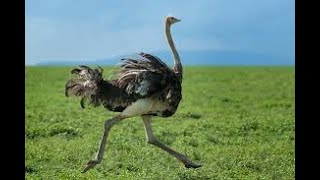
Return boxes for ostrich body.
[65,16,201,173]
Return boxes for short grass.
[25,66,295,179]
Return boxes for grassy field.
[25,66,295,179]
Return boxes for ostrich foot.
[184,162,202,168]
[81,159,100,173]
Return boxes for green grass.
[26,66,295,179]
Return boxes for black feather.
[116,53,175,98]
[65,52,182,117]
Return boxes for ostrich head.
[165,16,181,26]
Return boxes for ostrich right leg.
[141,115,201,168]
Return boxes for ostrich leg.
[142,115,201,168]
[82,115,124,173]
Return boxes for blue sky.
[26,0,295,65]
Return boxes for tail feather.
[65,65,104,108]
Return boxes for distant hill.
[35,50,294,66]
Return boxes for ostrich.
[65,16,201,173]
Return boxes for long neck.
[165,22,183,82]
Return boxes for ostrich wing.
[116,52,174,98]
